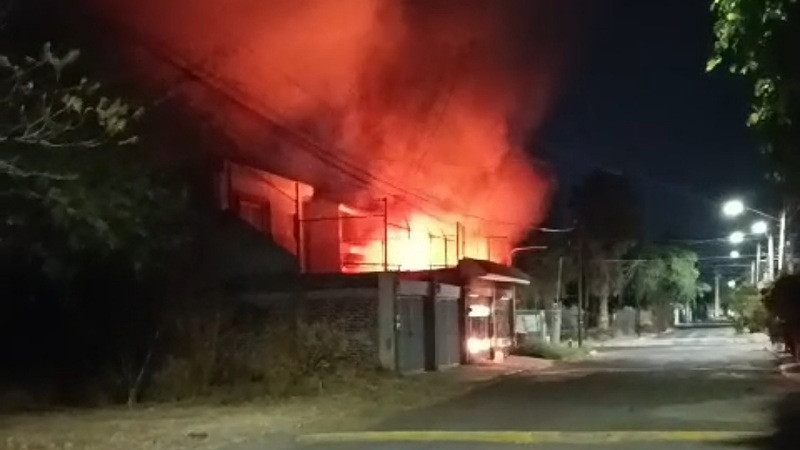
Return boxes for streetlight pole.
[577,239,584,347]
[714,272,721,318]
[779,210,787,273]
[768,233,776,281]
[755,241,762,284]
[551,256,564,345]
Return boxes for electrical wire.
[88,9,448,208]
[86,8,589,235]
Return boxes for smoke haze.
[88,0,578,239]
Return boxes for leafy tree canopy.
[628,245,701,308]
[710,0,800,193]
[1,44,187,278]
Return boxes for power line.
[91,8,572,236]
[90,9,450,209]
[549,145,725,209]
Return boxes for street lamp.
[721,198,787,275]
[723,199,745,217]
[729,231,745,244]
[751,220,768,235]
[730,250,741,259]
[727,280,737,289]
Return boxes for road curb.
[770,345,800,382]
[778,362,800,382]
[296,430,766,446]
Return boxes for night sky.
[540,0,767,247]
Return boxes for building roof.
[457,258,531,285]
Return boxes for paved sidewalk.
[591,329,769,348]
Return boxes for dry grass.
[0,366,508,450]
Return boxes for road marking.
[296,430,766,445]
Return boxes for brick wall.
[244,287,381,366]
[298,293,379,363]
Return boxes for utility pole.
[551,255,564,345]
[750,260,756,285]
[456,221,462,261]
[755,241,762,285]
[713,272,721,318]
[779,209,787,273]
[768,233,776,281]
[577,239,584,347]
[295,182,305,273]
[382,198,389,271]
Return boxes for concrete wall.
[240,273,461,373]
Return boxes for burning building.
[77,0,577,364]
[220,158,532,364]
[221,159,522,273]
[82,0,574,250]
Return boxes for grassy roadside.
[0,366,510,450]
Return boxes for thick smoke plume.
[89,0,576,241]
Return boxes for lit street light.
[730,250,741,259]
[751,220,768,235]
[721,198,787,274]
[727,280,737,289]
[722,199,745,217]
[729,231,745,244]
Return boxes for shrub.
[146,302,354,402]
[731,286,768,333]
[147,356,200,401]
[764,275,800,358]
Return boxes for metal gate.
[434,297,460,368]
[396,296,425,374]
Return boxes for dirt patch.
[0,366,515,450]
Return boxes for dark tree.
[574,171,642,330]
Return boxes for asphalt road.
[292,325,800,450]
